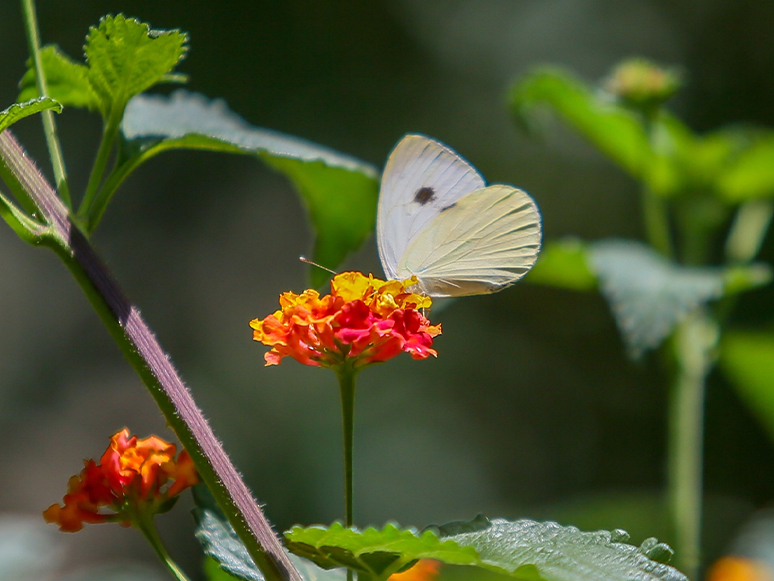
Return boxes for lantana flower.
[389,560,442,581]
[44,428,198,533]
[250,271,441,370]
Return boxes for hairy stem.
[0,130,301,581]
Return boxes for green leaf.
[0,97,62,134]
[441,518,683,581]
[285,518,687,581]
[524,238,597,291]
[17,45,98,109]
[285,522,477,578]
[194,502,263,581]
[85,14,188,118]
[120,91,379,284]
[717,134,774,202]
[508,68,756,200]
[720,331,774,443]
[509,68,651,179]
[588,240,725,357]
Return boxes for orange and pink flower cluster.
[44,429,198,532]
[250,272,441,369]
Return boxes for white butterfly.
[377,134,542,297]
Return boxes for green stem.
[336,364,358,528]
[668,312,717,579]
[640,113,673,258]
[79,109,124,229]
[137,514,191,581]
[20,0,71,208]
[642,189,673,258]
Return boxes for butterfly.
[376,134,542,297]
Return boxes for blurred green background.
[1,0,773,579]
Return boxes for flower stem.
[137,514,191,581]
[668,312,717,579]
[336,364,358,528]
[20,0,71,208]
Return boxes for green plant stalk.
[79,106,124,229]
[668,312,717,579]
[336,364,358,581]
[20,0,71,208]
[642,189,673,258]
[0,130,302,581]
[336,364,358,528]
[136,513,191,581]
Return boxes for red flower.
[44,429,198,532]
[250,272,441,369]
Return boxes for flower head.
[605,58,682,111]
[250,272,441,369]
[389,560,442,581]
[44,429,198,532]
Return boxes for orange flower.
[705,556,774,581]
[389,560,442,581]
[44,429,198,532]
[250,272,441,369]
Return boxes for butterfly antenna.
[299,256,336,274]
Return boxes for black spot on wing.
[414,186,436,205]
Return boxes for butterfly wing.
[397,185,542,297]
[377,134,485,280]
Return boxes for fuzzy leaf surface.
[0,98,62,134]
[121,91,379,284]
[588,240,725,357]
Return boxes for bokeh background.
[1,0,773,579]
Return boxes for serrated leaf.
[443,518,685,581]
[285,518,687,581]
[525,238,597,291]
[588,240,725,357]
[121,91,379,284]
[720,331,774,443]
[85,14,188,118]
[285,522,480,577]
[17,45,98,109]
[0,97,62,134]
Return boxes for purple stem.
[0,130,301,581]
